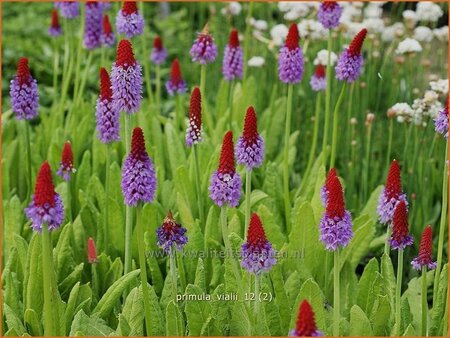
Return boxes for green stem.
[228,80,235,131]
[345,83,354,161]
[170,250,178,298]
[136,205,152,335]
[91,263,99,299]
[384,227,391,257]
[41,224,58,336]
[432,141,448,304]
[386,118,394,170]
[221,206,230,253]
[422,266,428,336]
[322,30,333,168]
[395,249,404,336]
[104,145,111,254]
[330,83,347,169]
[72,7,84,103]
[140,2,154,107]
[243,1,254,80]
[200,65,213,133]
[254,274,261,316]
[284,84,293,231]
[66,178,72,223]
[333,249,340,337]
[362,121,373,202]
[74,52,93,108]
[176,94,183,131]
[24,122,32,198]
[193,145,204,227]
[124,114,133,275]
[305,92,322,176]
[52,39,60,110]
[156,65,161,116]
[244,169,252,238]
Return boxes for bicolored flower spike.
[209,131,242,207]
[111,39,143,114]
[121,127,157,206]
[377,159,408,225]
[151,36,168,65]
[48,9,62,37]
[166,59,188,96]
[336,28,367,83]
[96,67,120,143]
[412,225,436,270]
[25,161,65,232]
[116,1,144,38]
[83,2,103,50]
[222,28,243,80]
[240,213,276,274]
[57,141,76,181]
[289,300,323,337]
[54,1,80,19]
[10,57,39,120]
[156,211,188,253]
[310,65,327,92]
[185,87,202,147]
[434,99,448,139]
[87,237,98,263]
[320,167,337,206]
[278,23,305,84]
[101,14,115,47]
[235,106,264,170]
[389,201,414,250]
[317,1,343,29]
[319,175,353,251]
[190,24,218,65]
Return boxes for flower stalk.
[395,249,404,336]
[322,30,333,167]
[330,83,347,168]
[421,265,428,336]
[283,83,293,231]
[333,248,340,337]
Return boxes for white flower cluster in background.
[433,26,448,42]
[270,24,288,46]
[415,2,444,22]
[298,19,327,41]
[414,26,433,42]
[313,49,338,66]
[248,56,265,68]
[395,38,423,54]
[382,23,405,42]
[220,2,242,17]
[429,79,448,96]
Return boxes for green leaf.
[229,302,252,336]
[257,204,286,250]
[284,271,302,309]
[270,264,291,333]
[430,264,448,335]
[210,284,229,335]
[121,287,144,336]
[146,285,165,335]
[165,122,187,177]
[356,257,379,313]
[381,253,396,324]
[166,300,185,336]
[360,185,384,223]
[59,263,84,300]
[185,284,213,336]
[2,195,23,262]
[349,304,373,336]
[3,303,26,336]
[69,310,114,336]
[403,323,416,336]
[92,269,140,319]
[24,308,42,336]
[24,234,43,322]
[194,257,206,291]
[369,294,391,335]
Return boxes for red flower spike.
[243,106,259,144]
[417,225,433,263]
[218,131,236,175]
[326,175,345,218]
[61,141,74,170]
[228,29,240,48]
[247,213,267,247]
[323,1,338,10]
[102,14,112,35]
[153,36,163,50]
[348,28,367,56]
[51,9,60,29]
[295,300,319,336]
[385,159,402,200]
[87,237,98,263]
[285,23,300,51]
[325,168,337,188]
[315,64,326,78]
[130,127,147,160]
[170,58,183,86]
[17,57,31,85]
[391,201,410,242]
[189,87,202,126]
[116,39,136,68]
[122,1,138,15]
[34,161,56,207]
[99,67,113,100]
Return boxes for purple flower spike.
[336,28,367,83]
[319,176,353,251]
[54,2,80,19]
[278,24,304,84]
[83,2,102,50]
[190,25,218,65]
[96,68,120,143]
[151,36,168,65]
[240,213,277,275]
[10,57,39,120]
[317,1,343,29]
[121,127,157,206]
[166,59,188,96]
[209,131,242,207]
[25,161,65,232]
[48,9,62,37]
[235,106,264,170]
[411,226,436,270]
[434,102,448,139]
[310,65,327,92]
[101,15,116,47]
[57,141,76,181]
[111,39,143,114]
[156,211,188,254]
[116,1,144,39]
[223,29,243,80]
